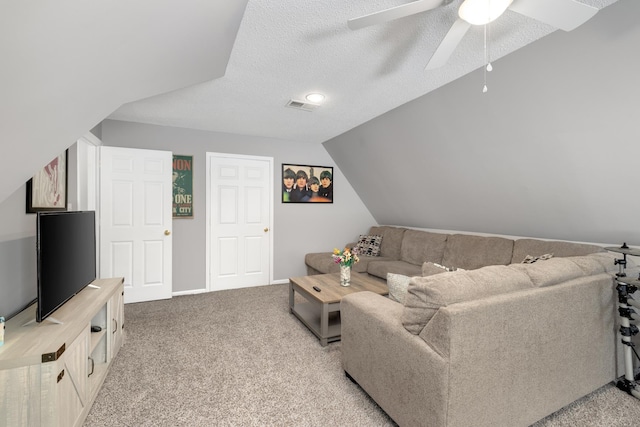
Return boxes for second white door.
[207,153,272,291]
[99,146,173,303]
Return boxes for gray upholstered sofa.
[328,227,627,426]
[305,225,605,281]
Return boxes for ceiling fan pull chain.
[486,20,493,72]
[483,23,488,93]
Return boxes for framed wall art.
[26,151,68,213]
[173,154,194,218]
[282,163,333,203]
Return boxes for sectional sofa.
[304,225,605,279]
[305,226,627,426]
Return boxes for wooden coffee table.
[289,272,388,346]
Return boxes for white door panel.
[100,146,172,303]
[207,153,272,291]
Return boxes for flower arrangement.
[332,247,359,267]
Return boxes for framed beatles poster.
[282,163,333,203]
[173,155,193,218]
[26,151,68,213]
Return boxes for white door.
[99,146,172,303]
[207,153,272,291]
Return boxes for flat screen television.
[36,210,97,323]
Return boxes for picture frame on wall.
[282,163,333,203]
[26,150,68,213]
[173,154,194,218]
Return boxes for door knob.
[264,227,269,232]
[164,230,171,236]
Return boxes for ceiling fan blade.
[425,18,471,70]
[509,0,598,32]
[348,0,445,30]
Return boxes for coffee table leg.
[320,303,329,346]
[289,282,294,314]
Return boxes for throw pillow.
[355,234,383,257]
[522,253,554,264]
[422,262,466,276]
[387,273,411,304]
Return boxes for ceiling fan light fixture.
[458,0,513,25]
[305,93,325,104]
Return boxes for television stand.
[88,283,101,289]
[0,277,124,427]
[21,316,63,327]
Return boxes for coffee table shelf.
[289,272,388,346]
[291,301,341,344]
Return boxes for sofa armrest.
[341,292,449,427]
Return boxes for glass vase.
[340,264,351,287]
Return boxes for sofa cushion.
[387,273,411,304]
[581,252,629,273]
[422,262,449,276]
[511,238,603,264]
[355,234,383,257]
[305,252,369,274]
[402,265,534,335]
[508,257,586,288]
[369,226,406,259]
[400,230,448,266]
[441,234,514,270]
[367,260,422,280]
[565,254,611,275]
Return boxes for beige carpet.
[84,284,640,426]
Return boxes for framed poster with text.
[173,155,193,218]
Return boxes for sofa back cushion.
[441,234,514,271]
[564,253,614,275]
[422,262,450,276]
[367,259,422,280]
[402,265,534,335]
[400,229,448,266]
[511,238,604,264]
[578,252,625,273]
[508,257,589,288]
[369,226,406,259]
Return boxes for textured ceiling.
[108,0,619,144]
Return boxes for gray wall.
[0,146,81,320]
[101,120,376,293]
[0,186,38,319]
[0,1,248,205]
[323,0,640,246]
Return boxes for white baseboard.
[172,288,208,297]
[172,280,289,297]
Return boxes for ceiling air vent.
[285,99,319,112]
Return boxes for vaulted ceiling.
[109,0,618,143]
[0,0,248,204]
[323,0,640,245]
[0,0,621,206]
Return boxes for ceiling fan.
[348,0,599,70]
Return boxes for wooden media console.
[0,277,124,427]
